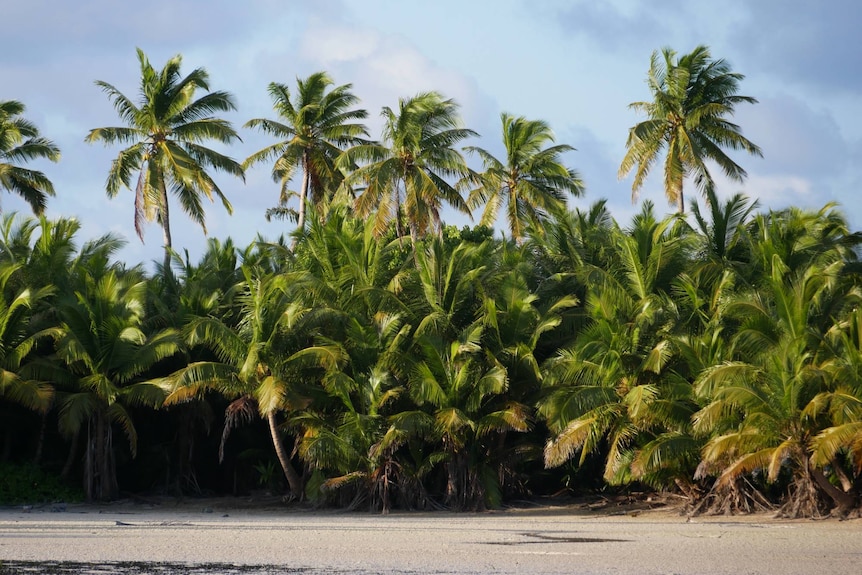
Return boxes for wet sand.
[1,501,860,574]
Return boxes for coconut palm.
[619,45,761,212]
[160,263,320,498]
[244,72,369,236]
[0,100,60,214]
[809,305,862,512]
[0,214,81,296]
[466,113,584,243]
[401,237,530,509]
[541,204,698,487]
[347,92,476,244]
[409,321,525,510]
[693,210,861,517]
[86,48,244,270]
[52,260,180,500]
[294,311,412,512]
[0,214,127,472]
[0,261,54,413]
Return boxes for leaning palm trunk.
[267,411,304,499]
[809,463,857,517]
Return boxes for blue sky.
[2,0,860,267]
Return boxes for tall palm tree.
[0,100,60,214]
[466,113,584,244]
[244,72,369,236]
[86,48,245,270]
[619,45,762,212]
[347,92,476,245]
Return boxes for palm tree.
[160,264,316,498]
[466,113,584,243]
[693,208,861,517]
[809,305,862,512]
[0,260,54,413]
[294,311,411,512]
[52,261,180,500]
[619,45,762,212]
[347,92,476,245]
[0,100,60,214]
[0,213,112,472]
[541,204,698,487]
[244,72,369,236]
[409,321,524,510]
[401,236,531,509]
[86,48,245,270]
[689,188,758,281]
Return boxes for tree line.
[2,46,860,518]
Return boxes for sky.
[2,0,860,268]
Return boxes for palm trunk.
[61,428,80,481]
[395,179,405,242]
[174,404,198,493]
[161,187,173,274]
[445,456,459,509]
[84,420,93,501]
[32,413,47,464]
[266,411,304,499]
[810,463,856,516]
[86,410,118,502]
[294,153,310,244]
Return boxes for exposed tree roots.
[688,477,774,517]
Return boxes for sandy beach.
[1,499,860,574]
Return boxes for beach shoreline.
[2,497,861,574]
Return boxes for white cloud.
[739,174,814,205]
[299,21,483,133]
[302,26,379,64]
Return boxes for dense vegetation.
[1,46,861,518]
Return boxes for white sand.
[1,502,861,574]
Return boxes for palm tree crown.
[0,100,60,214]
[348,92,476,244]
[244,72,369,236]
[86,48,245,269]
[466,113,584,244]
[619,45,762,212]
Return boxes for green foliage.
[619,45,761,212]
[466,113,583,243]
[244,71,369,234]
[0,463,83,505]
[0,101,60,214]
[346,91,476,243]
[3,48,862,517]
[87,49,244,269]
